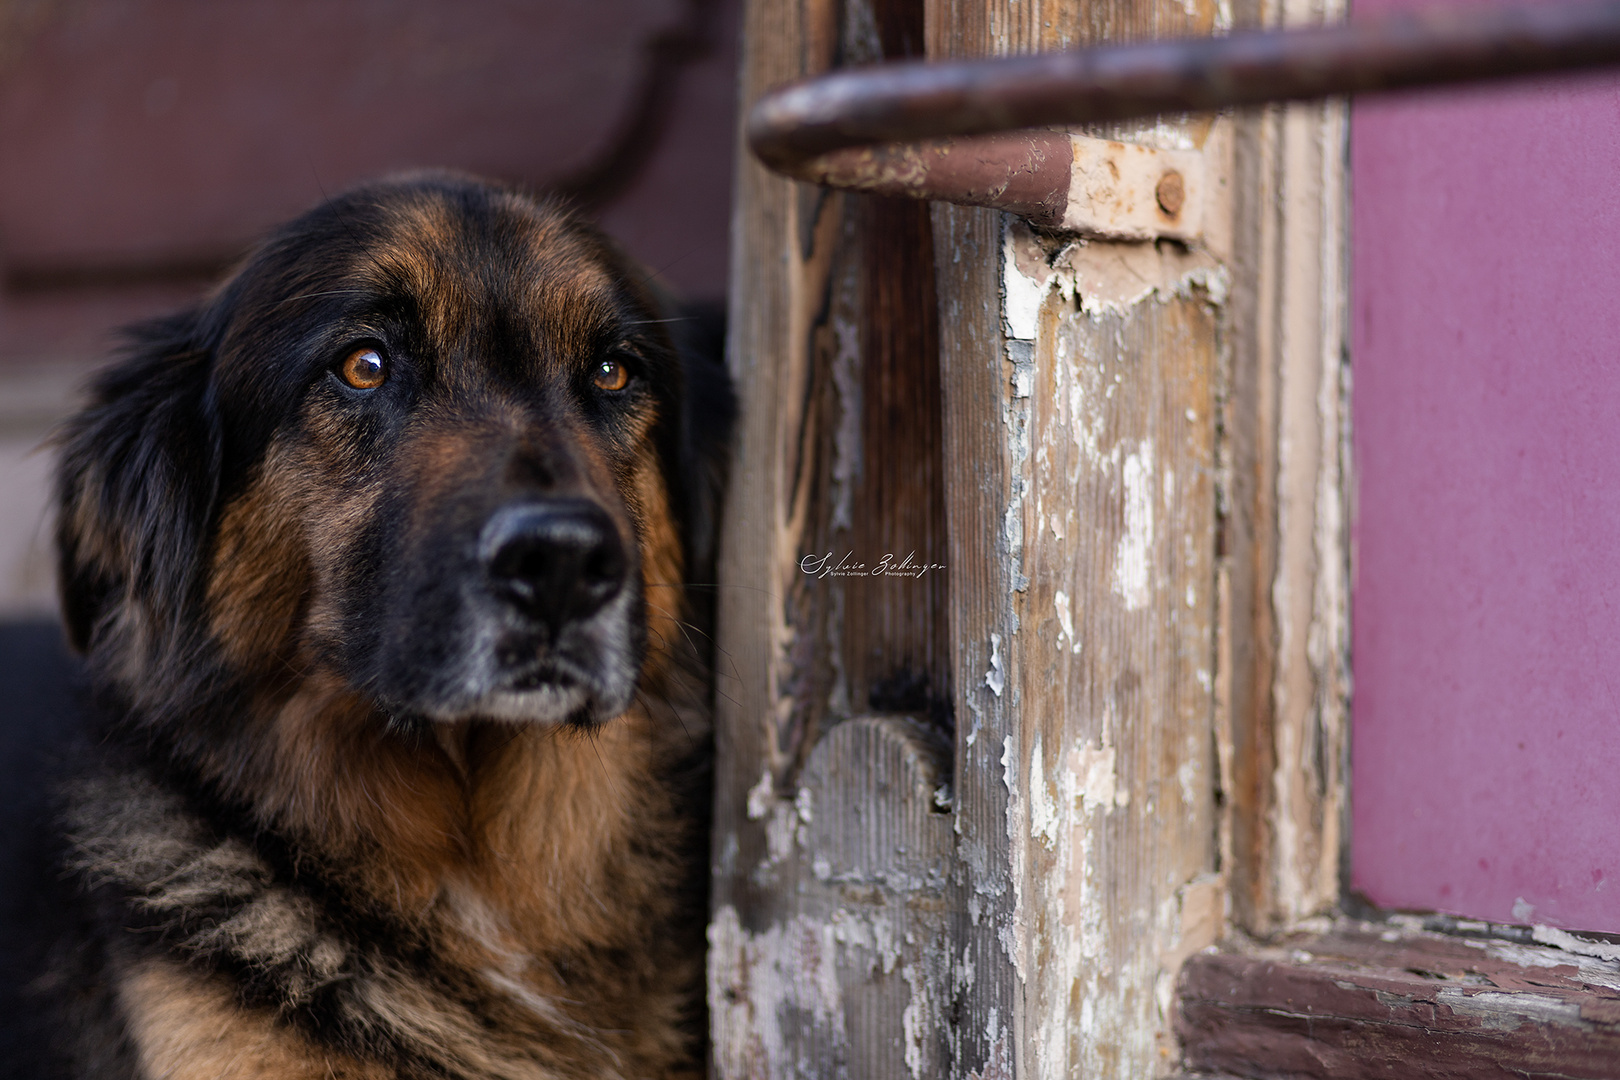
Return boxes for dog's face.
[57,175,718,729]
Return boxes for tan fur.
[120,960,389,1080]
[628,445,688,682]
[208,455,313,671]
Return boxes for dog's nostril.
[480,501,628,626]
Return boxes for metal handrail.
[747,0,1620,222]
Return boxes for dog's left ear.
[670,300,735,586]
[54,310,222,667]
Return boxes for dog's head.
[56,173,729,730]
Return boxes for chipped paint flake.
[1000,734,1018,799]
[1053,590,1080,654]
[745,768,773,820]
[1030,733,1059,849]
[764,801,798,865]
[1070,742,1128,813]
[1531,923,1620,963]
[794,784,814,825]
[1113,442,1156,610]
[984,632,1005,697]
[1440,988,1583,1028]
[1177,759,1199,812]
[708,906,848,1080]
[1063,240,1228,320]
[901,959,942,1079]
[1003,228,1055,340]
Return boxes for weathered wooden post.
[709,2,958,1075]
[709,0,1348,1075]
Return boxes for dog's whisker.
[268,288,372,309]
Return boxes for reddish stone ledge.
[1177,921,1620,1079]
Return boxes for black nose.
[480,500,628,629]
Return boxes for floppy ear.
[54,311,221,663]
[670,299,735,586]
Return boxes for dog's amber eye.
[593,358,630,393]
[339,347,387,390]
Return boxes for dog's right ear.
[54,311,222,665]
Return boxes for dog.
[13,173,731,1079]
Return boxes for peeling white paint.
[1531,923,1620,963]
[1011,357,1035,399]
[1001,495,1025,591]
[1029,732,1059,849]
[1000,735,1018,799]
[1053,590,1080,654]
[901,960,938,1079]
[1485,936,1620,992]
[1441,989,1583,1029]
[984,633,1005,697]
[1060,240,1228,320]
[999,733,1028,987]
[1002,335,1035,593]
[1070,742,1129,813]
[831,906,901,975]
[764,802,798,866]
[1002,229,1055,340]
[745,768,773,820]
[1512,896,1536,923]
[708,906,848,1080]
[1113,442,1156,610]
[1177,759,1199,812]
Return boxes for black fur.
[0,173,732,1079]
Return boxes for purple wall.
[1350,9,1620,930]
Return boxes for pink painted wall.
[1350,3,1620,931]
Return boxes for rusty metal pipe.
[748,0,1620,218]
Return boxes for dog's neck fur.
[71,646,707,1077]
[66,693,703,1080]
[215,658,698,953]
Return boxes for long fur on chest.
[65,672,708,1080]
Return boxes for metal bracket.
[747,0,1620,234]
[1062,136,1203,241]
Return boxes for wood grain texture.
[928,2,1227,1075]
[1178,923,1620,1079]
[1220,0,1350,936]
[1023,260,1222,1076]
[714,0,1258,1072]
[709,1,956,1075]
[929,199,1020,1080]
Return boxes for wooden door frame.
[708,0,1353,1073]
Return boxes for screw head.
[1156,171,1185,217]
